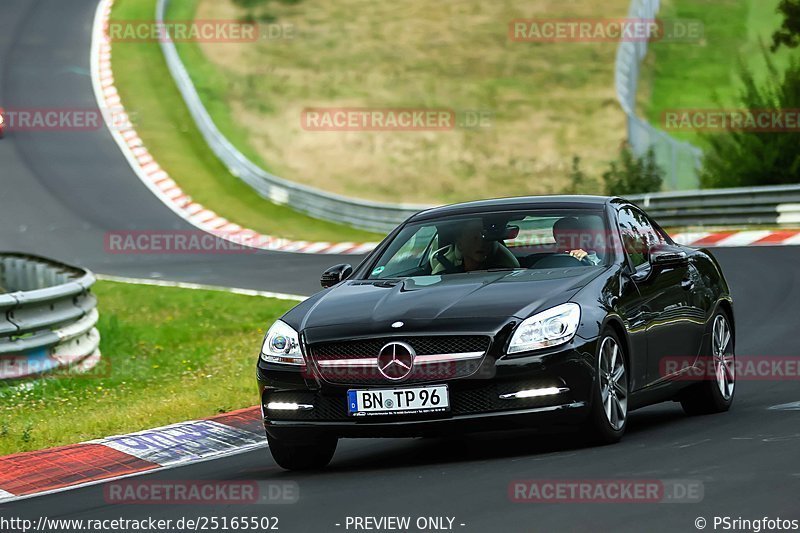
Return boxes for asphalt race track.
[0,0,354,296]
[3,246,800,532]
[1,1,800,532]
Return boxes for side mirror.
[649,244,688,267]
[321,264,353,288]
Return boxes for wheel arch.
[713,298,735,342]
[601,315,631,373]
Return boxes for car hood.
[296,268,605,331]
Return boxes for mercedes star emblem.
[377,341,415,381]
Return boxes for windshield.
[367,209,612,280]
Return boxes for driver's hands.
[568,249,589,261]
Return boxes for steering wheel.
[532,253,586,269]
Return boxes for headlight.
[260,320,304,365]
[507,303,581,354]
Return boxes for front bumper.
[257,337,598,440]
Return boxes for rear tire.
[267,435,338,471]
[585,329,629,444]
[680,311,735,415]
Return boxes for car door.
[617,206,695,388]
[647,213,709,376]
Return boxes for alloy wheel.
[712,314,735,400]
[599,336,627,431]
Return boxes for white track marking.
[670,232,711,246]
[95,274,308,301]
[768,401,800,411]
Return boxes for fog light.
[267,401,313,411]
[499,386,569,400]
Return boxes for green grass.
[169,0,635,201]
[169,0,274,178]
[0,281,296,455]
[109,0,383,242]
[643,0,793,144]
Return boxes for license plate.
[347,385,449,416]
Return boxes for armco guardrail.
[629,184,800,227]
[155,0,430,234]
[0,254,100,380]
[615,0,703,190]
[153,0,800,232]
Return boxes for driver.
[552,216,602,265]
[431,219,519,274]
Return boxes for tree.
[700,49,800,188]
[771,0,800,52]
[602,147,664,196]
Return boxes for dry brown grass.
[193,0,630,203]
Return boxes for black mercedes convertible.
[257,196,735,470]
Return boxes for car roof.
[409,195,622,221]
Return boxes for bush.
[771,0,800,52]
[699,48,800,188]
[602,147,664,196]
[232,0,269,8]
[564,156,589,194]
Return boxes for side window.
[617,207,665,268]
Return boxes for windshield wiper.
[467,267,525,274]
[360,278,402,287]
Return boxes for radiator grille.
[308,336,491,384]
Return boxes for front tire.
[586,330,629,444]
[267,434,338,471]
[680,311,735,415]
